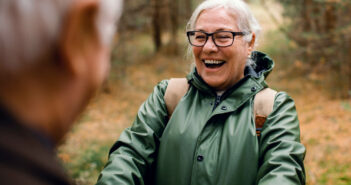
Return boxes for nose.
[202,36,218,53]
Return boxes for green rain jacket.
[97,51,306,185]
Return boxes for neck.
[0,69,89,145]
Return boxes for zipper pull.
[212,95,221,111]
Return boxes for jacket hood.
[249,51,274,80]
[186,51,274,96]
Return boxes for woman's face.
[193,7,254,91]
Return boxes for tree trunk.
[324,2,337,64]
[302,0,312,32]
[169,0,179,54]
[312,3,323,34]
[184,0,192,20]
[348,46,351,98]
[346,4,351,98]
[152,0,162,52]
[325,3,337,32]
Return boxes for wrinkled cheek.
[192,47,202,69]
[192,46,201,59]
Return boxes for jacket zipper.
[212,95,221,111]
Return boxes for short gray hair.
[186,0,261,66]
[0,0,123,74]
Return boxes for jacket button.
[221,106,227,110]
[251,86,257,92]
[197,155,204,161]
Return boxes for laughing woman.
[96,0,306,185]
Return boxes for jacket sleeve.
[256,92,306,185]
[96,80,169,185]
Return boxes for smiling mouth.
[203,60,225,68]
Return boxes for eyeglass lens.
[188,31,234,47]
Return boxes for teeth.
[204,60,224,64]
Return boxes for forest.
[59,0,351,184]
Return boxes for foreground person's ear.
[59,0,101,76]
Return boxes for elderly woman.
[97,0,306,184]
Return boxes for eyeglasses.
[186,31,247,47]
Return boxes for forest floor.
[58,2,351,185]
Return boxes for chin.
[204,79,224,90]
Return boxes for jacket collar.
[186,51,274,113]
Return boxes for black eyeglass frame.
[186,30,248,47]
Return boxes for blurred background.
[58,0,351,184]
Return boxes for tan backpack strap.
[254,88,277,136]
[164,78,189,117]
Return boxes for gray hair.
[0,0,123,74]
[186,0,261,67]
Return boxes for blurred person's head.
[0,0,123,145]
[186,0,261,91]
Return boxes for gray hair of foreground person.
[0,0,123,74]
[0,0,123,144]
[186,0,261,66]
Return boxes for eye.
[195,34,206,40]
[215,32,232,39]
[217,35,231,39]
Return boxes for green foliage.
[319,162,351,185]
[259,30,292,61]
[275,0,351,98]
[110,33,155,80]
[341,101,351,112]
[63,143,111,185]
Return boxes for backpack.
[164,78,277,136]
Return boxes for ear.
[247,33,256,56]
[59,0,101,76]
